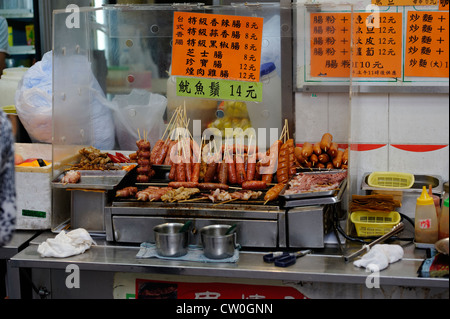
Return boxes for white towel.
[37,229,96,258]
[353,244,404,272]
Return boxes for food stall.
[4,1,449,300]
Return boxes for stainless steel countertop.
[9,232,449,289]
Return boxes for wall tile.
[389,94,449,145]
[350,93,389,144]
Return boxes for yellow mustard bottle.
[415,186,438,244]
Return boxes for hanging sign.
[310,12,402,78]
[404,11,449,77]
[171,11,264,83]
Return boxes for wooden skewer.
[212,198,238,206]
[179,196,209,203]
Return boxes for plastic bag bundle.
[14,52,53,143]
[15,51,115,149]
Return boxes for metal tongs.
[264,250,312,267]
[344,222,405,262]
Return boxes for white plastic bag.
[15,51,116,149]
[14,52,53,143]
[111,89,167,150]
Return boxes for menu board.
[171,12,264,101]
[440,0,449,10]
[310,12,402,78]
[172,12,264,82]
[405,11,449,77]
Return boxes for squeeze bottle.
[439,197,449,240]
[415,186,438,244]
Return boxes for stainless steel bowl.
[200,224,237,259]
[153,223,188,257]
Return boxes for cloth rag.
[37,228,96,258]
[353,244,404,272]
[136,242,239,263]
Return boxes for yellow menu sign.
[405,11,449,77]
[310,12,402,78]
[171,12,264,82]
[372,0,438,5]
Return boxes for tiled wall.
[295,91,449,201]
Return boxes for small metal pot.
[153,223,188,257]
[200,224,237,259]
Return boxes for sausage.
[326,162,334,169]
[168,163,176,180]
[316,162,326,169]
[342,147,349,165]
[301,142,313,158]
[154,140,170,165]
[318,153,330,164]
[164,141,178,165]
[191,162,201,183]
[261,173,274,185]
[227,157,237,184]
[136,139,150,150]
[176,162,186,182]
[185,162,192,182]
[328,142,338,158]
[204,162,217,183]
[320,133,333,152]
[137,165,151,175]
[294,147,307,165]
[218,161,228,185]
[313,142,322,155]
[136,175,149,183]
[310,153,319,166]
[138,150,150,159]
[197,183,229,191]
[264,183,285,202]
[150,139,164,163]
[168,181,199,189]
[236,161,246,185]
[246,160,256,181]
[241,180,268,190]
[287,139,296,177]
[332,149,344,168]
[137,159,150,166]
[276,142,289,183]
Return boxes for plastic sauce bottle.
[439,197,449,240]
[415,186,439,244]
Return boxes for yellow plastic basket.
[367,171,414,189]
[351,211,401,237]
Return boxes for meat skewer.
[116,186,138,198]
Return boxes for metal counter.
[8,231,448,298]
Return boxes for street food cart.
[5,1,449,300]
